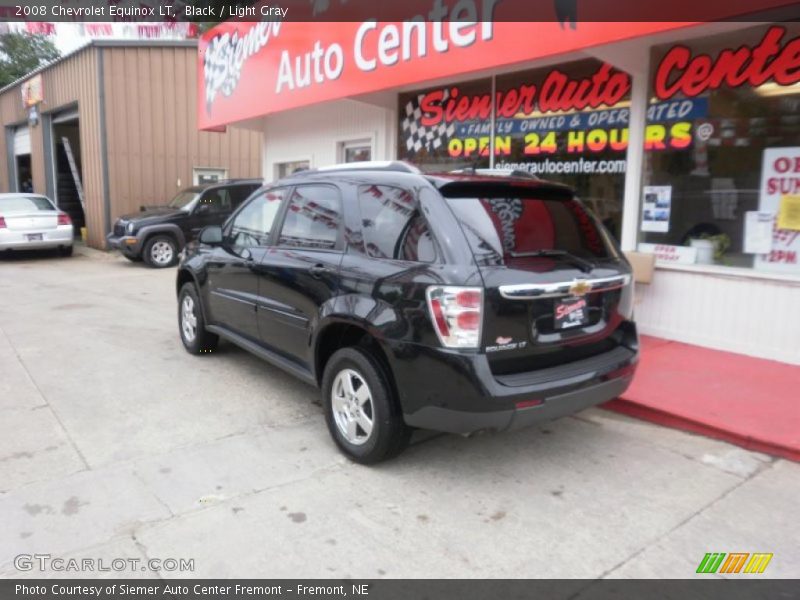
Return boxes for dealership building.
[0,39,261,248]
[198,13,800,364]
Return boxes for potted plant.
[690,233,730,264]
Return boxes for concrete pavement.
[0,247,797,579]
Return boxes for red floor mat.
[603,336,800,462]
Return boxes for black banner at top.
[0,0,799,23]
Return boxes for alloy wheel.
[331,369,374,445]
[181,295,197,342]
[151,240,174,265]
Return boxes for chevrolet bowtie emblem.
[569,279,592,297]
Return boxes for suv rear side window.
[229,184,259,208]
[278,185,342,250]
[198,188,232,214]
[357,185,439,263]
[444,188,616,266]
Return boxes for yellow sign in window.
[777,195,800,231]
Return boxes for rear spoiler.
[437,180,574,201]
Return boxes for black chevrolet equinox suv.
[176,162,638,463]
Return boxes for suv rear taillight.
[57,213,72,226]
[425,286,483,349]
[0,216,5,228]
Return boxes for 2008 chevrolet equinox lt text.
[175,162,639,463]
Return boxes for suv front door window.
[226,188,285,250]
[207,188,288,336]
[256,184,344,366]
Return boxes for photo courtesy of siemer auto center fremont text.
[0,0,798,597]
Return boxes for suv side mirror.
[198,225,223,246]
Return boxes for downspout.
[42,113,55,201]
[97,46,112,247]
[5,127,17,192]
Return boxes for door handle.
[309,264,333,279]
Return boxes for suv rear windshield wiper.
[507,250,595,273]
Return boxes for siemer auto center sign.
[197,0,699,129]
[197,0,800,129]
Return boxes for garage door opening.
[15,154,32,192]
[13,125,33,192]
[51,113,85,234]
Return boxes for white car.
[0,194,74,256]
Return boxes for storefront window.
[398,62,634,241]
[397,78,492,172]
[641,24,800,275]
[495,60,631,241]
[340,140,372,163]
[275,160,310,179]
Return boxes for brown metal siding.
[103,46,262,226]
[0,43,262,249]
[0,48,107,247]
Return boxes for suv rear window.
[444,187,616,266]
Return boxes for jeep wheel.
[144,235,178,268]
[321,347,411,464]
[178,283,218,354]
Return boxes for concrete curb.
[602,398,800,464]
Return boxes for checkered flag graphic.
[401,90,456,153]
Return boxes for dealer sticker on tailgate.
[554,297,589,330]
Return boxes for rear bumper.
[0,226,73,250]
[403,376,634,434]
[389,327,639,434]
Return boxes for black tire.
[143,234,178,268]
[122,253,143,262]
[321,347,411,464]
[58,246,73,257]
[178,282,218,354]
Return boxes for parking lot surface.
[0,248,797,579]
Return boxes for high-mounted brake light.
[426,286,483,348]
[57,213,71,226]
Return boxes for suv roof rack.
[301,161,422,175]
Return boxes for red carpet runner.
[603,336,800,462]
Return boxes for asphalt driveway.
[0,247,797,579]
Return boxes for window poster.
[757,148,800,273]
[641,186,672,233]
[744,211,775,255]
